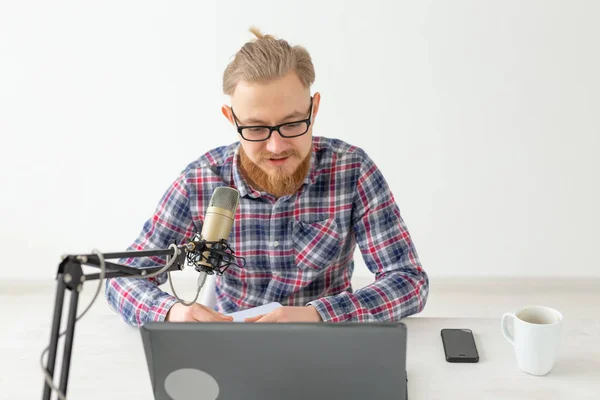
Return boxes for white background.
[1,0,598,281]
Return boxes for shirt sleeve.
[104,172,197,327]
[308,152,429,322]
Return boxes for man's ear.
[311,92,321,120]
[221,105,234,125]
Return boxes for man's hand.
[244,306,323,323]
[166,302,234,323]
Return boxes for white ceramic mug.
[501,305,563,376]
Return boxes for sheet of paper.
[225,302,282,322]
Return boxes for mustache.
[258,151,298,161]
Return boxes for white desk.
[404,318,599,399]
[1,279,599,399]
[3,315,599,399]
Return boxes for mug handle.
[501,313,515,346]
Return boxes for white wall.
[1,0,598,281]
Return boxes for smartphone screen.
[441,328,479,363]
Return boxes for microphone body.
[194,187,240,276]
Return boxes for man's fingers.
[207,314,234,322]
[244,314,266,323]
[199,304,233,320]
[192,304,233,322]
[194,313,233,322]
[255,313,278,323]
[198,304,223,316]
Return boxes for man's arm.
[308,152,429,322]
[104,172,196,327]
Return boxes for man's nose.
[265,129,287,154]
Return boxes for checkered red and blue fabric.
[105,136,428,326]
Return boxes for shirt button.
[272,241,279,248]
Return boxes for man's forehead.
[232,93,310,124]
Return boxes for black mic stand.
[41,246,187,400]
[41,237,245,400]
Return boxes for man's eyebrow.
[240,109,306,125]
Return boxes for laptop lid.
[140,322,407,400]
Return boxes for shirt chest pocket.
[292,218,341,271]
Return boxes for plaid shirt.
[105,136,428,326]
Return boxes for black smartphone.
[440,328,479,363]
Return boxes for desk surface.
[3,316,599,399]
[1,280,599,399]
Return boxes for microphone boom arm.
[42,239,245,400]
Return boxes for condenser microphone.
[191,187,240,278]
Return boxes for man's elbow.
[400,267,429,318]
[415,268,429,314]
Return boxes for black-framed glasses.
[231,97,313,142]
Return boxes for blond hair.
[222,27,315,95]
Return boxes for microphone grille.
[209,187,240,213]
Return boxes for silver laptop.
[140,322,408,400]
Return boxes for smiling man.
[105,28,429,326]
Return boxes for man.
[105,27,429,326]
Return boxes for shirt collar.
[305,141,318,186]
[232,143,259,199]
